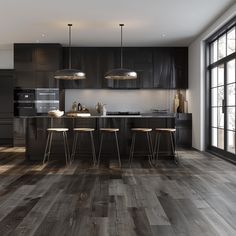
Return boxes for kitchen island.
[24,113,191,161]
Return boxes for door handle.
[222,99,225,113]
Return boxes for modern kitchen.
[0,0,236,235]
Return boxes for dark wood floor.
[0,147,236,236]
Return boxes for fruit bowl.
[48,110,64,118]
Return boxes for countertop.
[16,113,176,119]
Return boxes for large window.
[207,18,236,159]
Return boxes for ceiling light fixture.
[54,24,86,80]
[105,24,137,80]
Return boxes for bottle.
[78,103,82,111]
[72,101,77,112]
[102,104,107,116]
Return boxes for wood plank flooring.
[0,147,236,235]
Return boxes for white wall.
[65,89,184,114]
[188,3,236,151]
[0,45,14,69]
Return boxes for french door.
[208,24,236,158]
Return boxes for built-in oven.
[14,88,60,116]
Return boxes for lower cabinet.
[175,113,192,147]
[13,118,26,147]
[0,118,13,146]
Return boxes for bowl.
[48,110,64,118]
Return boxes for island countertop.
[23,113,191,161]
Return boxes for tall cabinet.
[0,70,14,146]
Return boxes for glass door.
[208,25,236,158]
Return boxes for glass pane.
[227,59,235,84]
[218,35,226,60]
[218,129,224,149]
[218,107,224,128]
[211,87,217,106]
[217,86,224,107]
[227,131,235,154]
[211,128,217,147]
[227,27,235,55]
[211,107,217,127]
[227,83,235,106]
[211,67,217,87]
[211,41,218,63]
[227,107,235,131]
[218,64,224,86]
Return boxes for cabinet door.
[153,48,175,88]
[106,48,140,89]
[14,45,34,71]
[15,71,36,88]
[35,45,62,71]
[153,48,188,89]
[36,71,58,88]
[172,48,188,89]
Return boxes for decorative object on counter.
[48,110,64,118]
[174,92,180,113]
[102,104,107,116]
[105,24,137,80]
[184,100,188,113]
[78,103,82,111]
[54,24,86,80]
[66,112,91,117]
[95,102,103,114]
[72,101,77,112]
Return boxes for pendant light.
[54,24,86,80]
[105,24,137,80]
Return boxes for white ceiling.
[0,0,235,48]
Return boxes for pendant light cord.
[120,24,124,69]
[68,24,72,69]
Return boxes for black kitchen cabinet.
[13,118,26,147]
[153,47,188,89]
[14,44,62,88]
[0,70,14,146]
[175,113,192,147]
[59,47,101,89]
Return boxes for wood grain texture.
[0,148,235,235]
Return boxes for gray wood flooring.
[0,147,236,236]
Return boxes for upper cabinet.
[14,44,62,88]
[153,47,188,89]
[14,45,188,89]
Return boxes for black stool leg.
[114,131,121,167]
[71,132,79,162]
[146,132,154,167]
[170,132,179,164]
[97,133,104,167]
[62,131,69,165]
[43,131,51,164]
[129,133,136,167]
[155,133,161,166]
[90,131,96,166]
[65,132,70,163]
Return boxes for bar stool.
[129,128,154,167]
[43,128,70,165]
[154,128,179,165]
[71,128,96,166]
[97,128,121,167]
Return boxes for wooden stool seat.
[100,128,119,132]
[73,128,95,132]
[131,128,152,132]
[98,128,121,167]
[155,128,176,133]
[47,128,69,132]
[129,128,154,167]
[71,127,96,165]
[154,127,178,165]
[43,128,70,165]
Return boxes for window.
[207,18,236,159]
